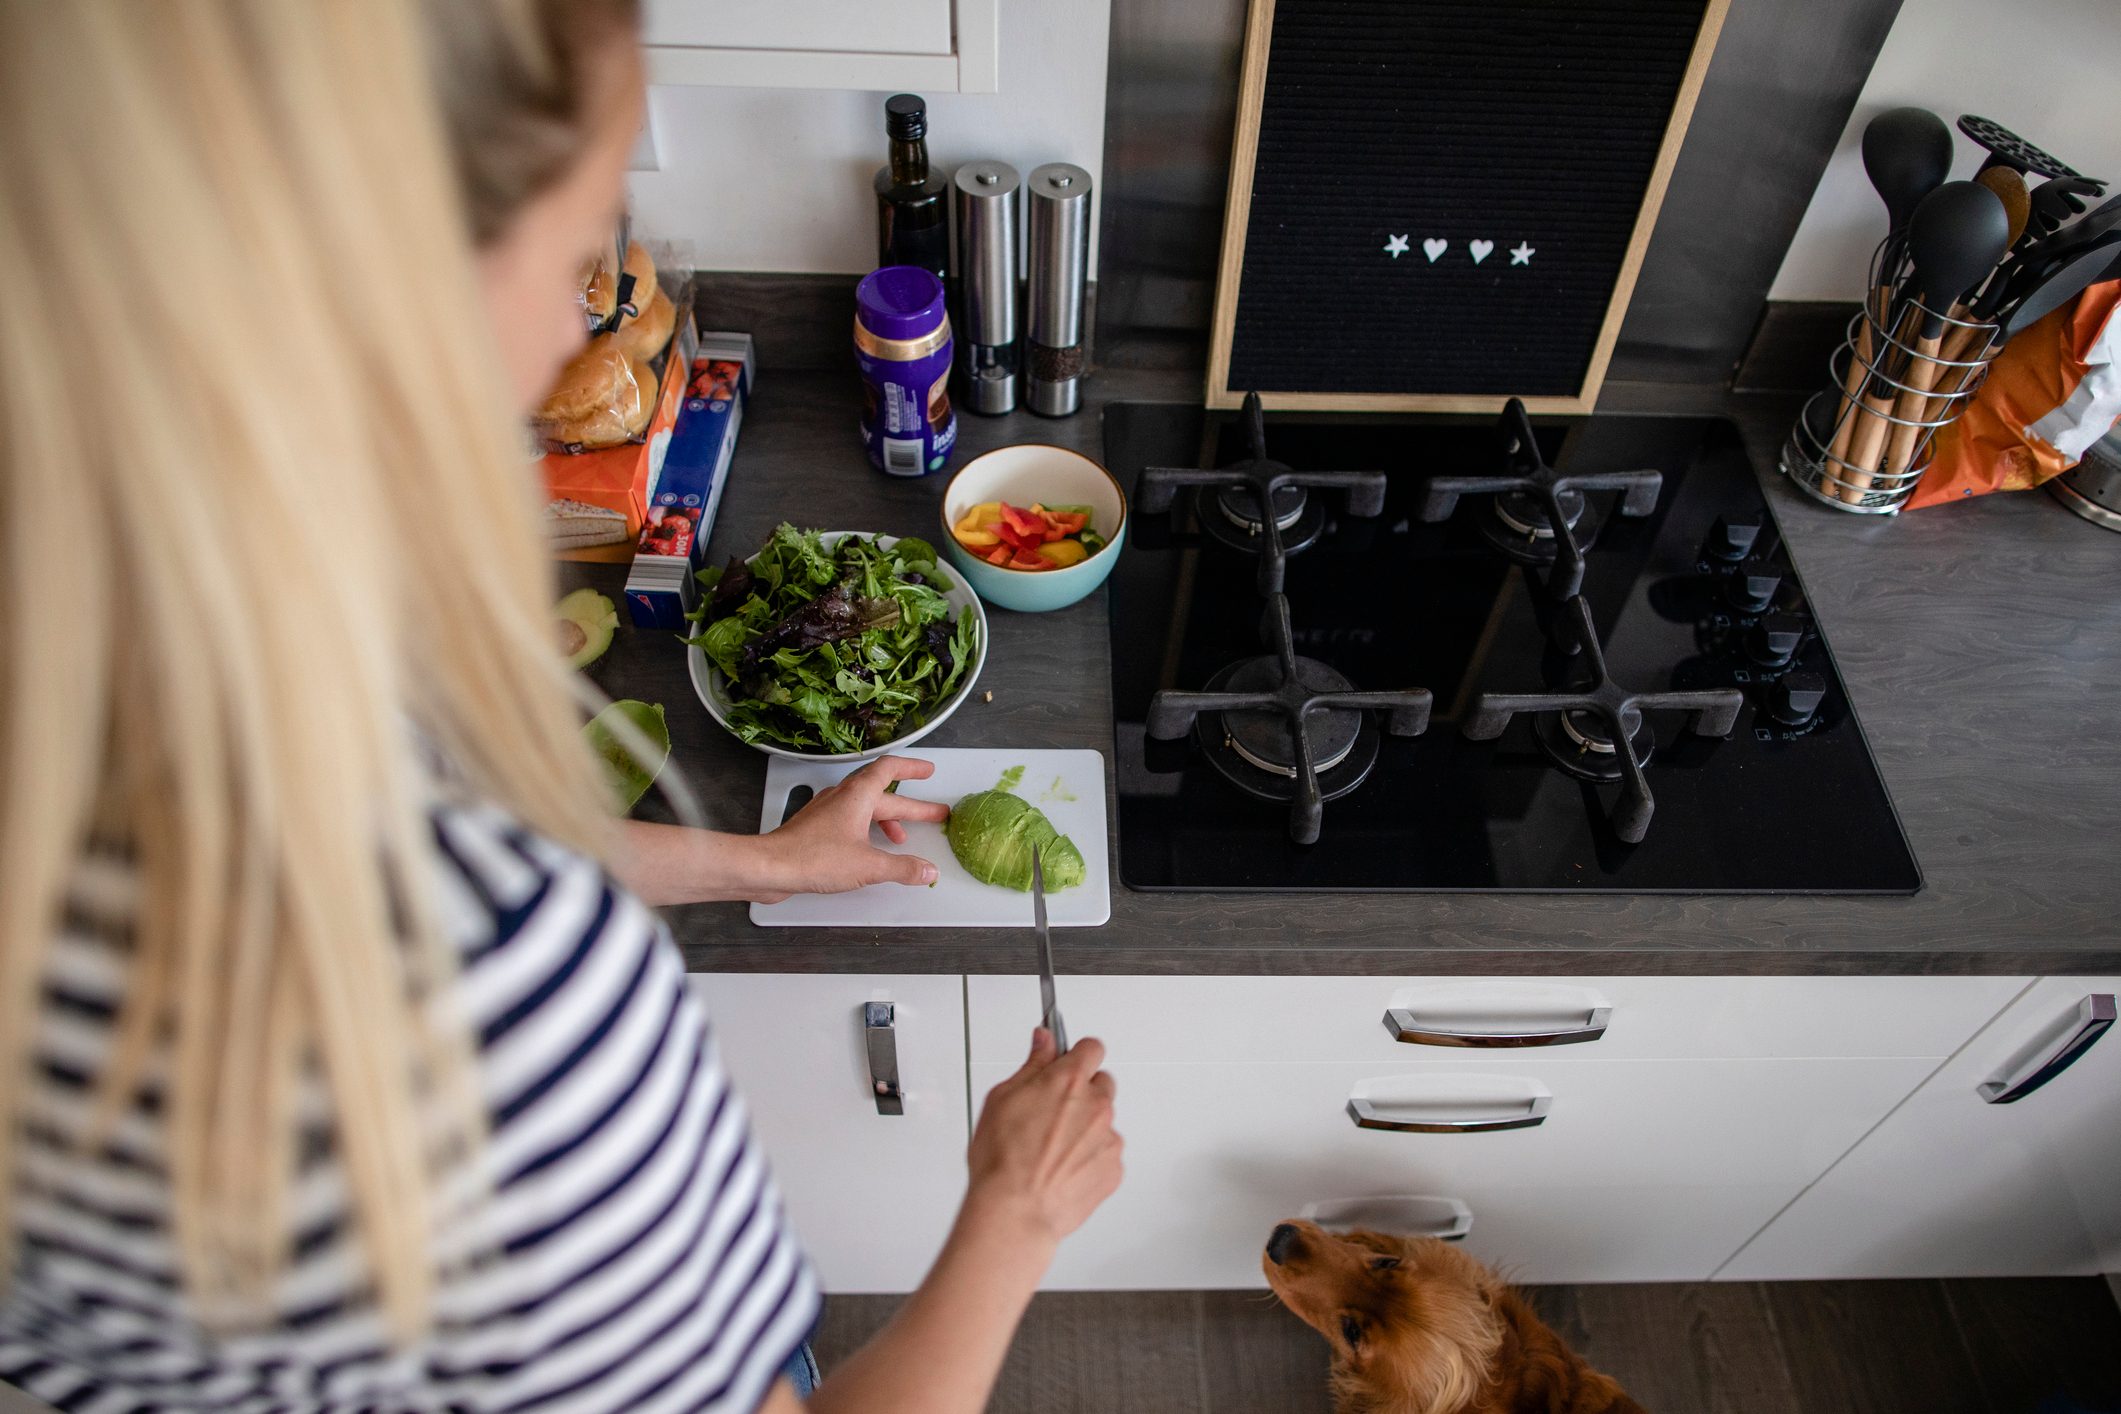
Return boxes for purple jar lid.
[857,266,947,341]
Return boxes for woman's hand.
[961,1029,1123,1251]
[749,754,951,902]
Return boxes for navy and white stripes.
[1,802,819,1412]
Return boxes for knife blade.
[1032,845,1068,1053]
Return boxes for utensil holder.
[1781,297,1999,515]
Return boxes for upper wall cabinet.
[642,0,998,93]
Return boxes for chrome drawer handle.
[1978,993,2115,1105]
[1346,1094,1551,1133]
[1382,1005,1612,1048]
[1302,1195,1474,1242]
[864,1001,904,1116]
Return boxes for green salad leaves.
[686,525,978,754]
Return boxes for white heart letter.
[1422,238,1447,263]
[1469,239,1494,264]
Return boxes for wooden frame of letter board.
[1205,0,1729,413]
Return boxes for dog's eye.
[1340,1315,1363,1347]
[1370,1256,1401,1270]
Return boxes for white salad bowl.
[686,530,989,762]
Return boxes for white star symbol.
[1383,234,1410,259]
[1510,242,1534,265]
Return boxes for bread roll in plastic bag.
[532,333,656,452]
[1910,280,2121,508]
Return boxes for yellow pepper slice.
[1035,538,1088,567]
[955,527,1001,547]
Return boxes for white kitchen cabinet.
[967,975,2026,1288]
[1720,977,2121,1279]
[642,0,998,93]
[688,973,969,1291]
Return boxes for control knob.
[1767,671,1827,727]
[1746,615,1805,669]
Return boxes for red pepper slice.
[999,502,1045,539]
[1009,551,1050,571]
[985,545,1012,566]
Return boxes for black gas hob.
[1103,397,1921,894]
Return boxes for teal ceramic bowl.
[940,444,1128,612]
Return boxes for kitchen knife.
[1032,845,1069,1054]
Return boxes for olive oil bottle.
[874,93,948,279]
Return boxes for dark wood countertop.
[565,365,2121,976]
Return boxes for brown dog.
[1262,1220,1645,1414]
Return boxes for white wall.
[626,0,1111,275]
[1769,0,2121,301]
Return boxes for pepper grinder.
[1025,162,1092,417]
[952,160,1020,416]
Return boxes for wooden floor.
[815,1278,2121,1414]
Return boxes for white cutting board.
[750,748,1111,927]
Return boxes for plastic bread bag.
[1910,279,2121,508]
[532,333,656,452]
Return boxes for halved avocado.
[946,790,1086,892]
[555,588,618,670]
[584,700,670,813]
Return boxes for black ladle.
[1904,181,2012,342]
[1852,181,2010,486]
[1863,107,1955,286]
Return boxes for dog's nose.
[1265,1223,1302,1265]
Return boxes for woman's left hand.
[748,755,950,901]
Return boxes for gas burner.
[1203,481,1327,559]
[1462,597,1742,843]
[1216,655,1364,776]
[1482,487,1593,564]
[1422,398,1663,598]
[1145,595,1431,844]
[1539,707,1655,782]
[1217,483,1308,535]
[1138,391,1386,594]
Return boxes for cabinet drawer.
[969,975,2024,1065]
[971,1054,1933,1289]
[692,974,967,1292]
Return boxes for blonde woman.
[0,2,1121,1411]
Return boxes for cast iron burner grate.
[1463,596,1744,845]
[1136,391,1388,595]
[1145,595,1432,845]
[1421,398,1665,599]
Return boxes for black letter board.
[1207,0,1727,413]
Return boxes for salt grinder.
[1025,162,1092,417]
[952,160,1021,416]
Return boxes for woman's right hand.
[963,1029,1122,1249]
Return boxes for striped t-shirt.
[0,800,819,1412]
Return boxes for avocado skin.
[945,790,1086,891]
[556,588,618,670]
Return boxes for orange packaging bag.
[1909,280,2121,509]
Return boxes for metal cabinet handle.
[863,1001,904,1116]
[1382,1005,1611,1048]
[1347,1094,1551,1133]
[1978,993,2115,1105]
[1302,1195,1475,1242]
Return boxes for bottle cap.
[856,266,947,342]
[884,93,927,141]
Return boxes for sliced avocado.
[945,790,1086,892]
[555,588,618,670]
[584,700,670,813]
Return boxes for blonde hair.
[0,0,634,1339]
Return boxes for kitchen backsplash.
[626,0,1110,276]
